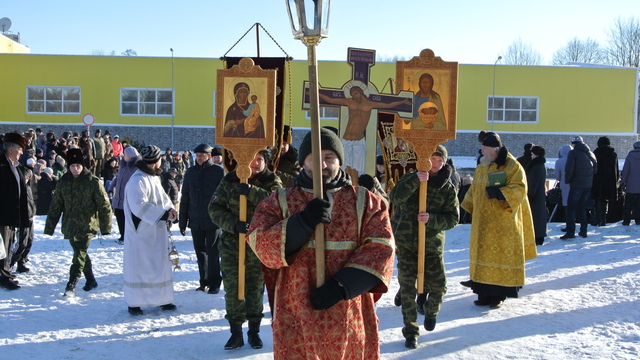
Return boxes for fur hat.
[433,144,448,163]
[193,143,213,154]
[298,128,345,165]
[140,145,162,164]
[597,136,611,147]
[3,132,27,149]
[571,136,584,144]
[211,147,222,156]
[482,133,502,148]
[66,148,84,166]
[531,145,546,157]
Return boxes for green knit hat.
[298,128,344,165]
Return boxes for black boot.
[247,321,263,349]
[82,271,98,291]
[394,289,401,306]
[416,293,427,315]
[64,277,79,297]
[224,322,244,350]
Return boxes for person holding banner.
[389,145,458,348]
[247,128,395,360]
[208,148,282,350]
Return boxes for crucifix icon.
[303,48,413,177]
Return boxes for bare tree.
[121,49,138,56]
[552,37,605,65]
[606,16,640,67]
[503,37,543,65]
[89,49,106,56]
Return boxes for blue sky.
[3,0,639,64]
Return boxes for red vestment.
[248,186,395,360]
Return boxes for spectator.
[591,136,619,226]
[620,141,640,225]
[526,145,548,245]
[561,136,598,240]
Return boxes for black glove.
[236,183,251,196]
[485,186,506,200]
[358,174,375,191]
[310,278,346,310]
[301,198,331,228]
[234,220,249,234]
[180,228,186,236]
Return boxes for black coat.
[591,145,619,201]
[179,158,224,231]
[36,172,57,215]
[526,156,548,238]
[161,173,180,205]
[565,142,597,189]
[0,151,31,228]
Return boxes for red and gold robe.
[248,185,395,360]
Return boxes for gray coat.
[621,149,640,194]
[555,145,572,206]
[565,142,597,189]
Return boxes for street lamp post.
[286,0,331,286]
[170,48,175,150]
[491,55,502,131]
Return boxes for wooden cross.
[303,48,413,178]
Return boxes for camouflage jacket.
[44,167,113,238]
[389,165,459,254]
[208,168,282,235]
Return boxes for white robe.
[123,169,175,307]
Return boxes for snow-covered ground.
[1,215,639,360]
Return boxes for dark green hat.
[298,128,344,165]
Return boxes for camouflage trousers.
[396,247,447,339]
[219,232,264,325]
[68,234,95,280]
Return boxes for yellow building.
[0,53,637,155]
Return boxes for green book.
[488,171,506,187]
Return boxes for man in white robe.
[123,145,178,316]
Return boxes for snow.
[1,216,639,360]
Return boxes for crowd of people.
[2,125,640,358]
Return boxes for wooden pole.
[304,36,325,287]
[238,174,249,300]
[417,178,428,293]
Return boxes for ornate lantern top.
[286,0,331,40]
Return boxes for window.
[487,96,538,123]
[27,86,81,114]
[121,88,173,116]
[306,107,340,120]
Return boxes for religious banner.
[223,57,289,172]
[215,57,276,300]
[302,48,413,179]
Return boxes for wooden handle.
[417,179,427,294]
[238,193,247,300]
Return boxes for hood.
[558,145,572,158]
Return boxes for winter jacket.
[554,145,572,207]
[93,136,105,159]
[0,151,31,228]
[208,169,282,235]
[161,173,179,205]
[44,168,112,238]
[526,156,548,238]
[36,172,57,215]
[621,149,640,194]
[389,165,459,255]
[111,140,123,157]
[111,156,141,210]
[565,142,597,189]
[52,161,66,179]
[179,158,224,231]
[275,146,302,188]
[170,158,187,183]
[591,145,619,201]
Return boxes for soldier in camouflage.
[44,148,112,297]
[389,145,459,349]
[274,125,302,187]
[208,148,282,350]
